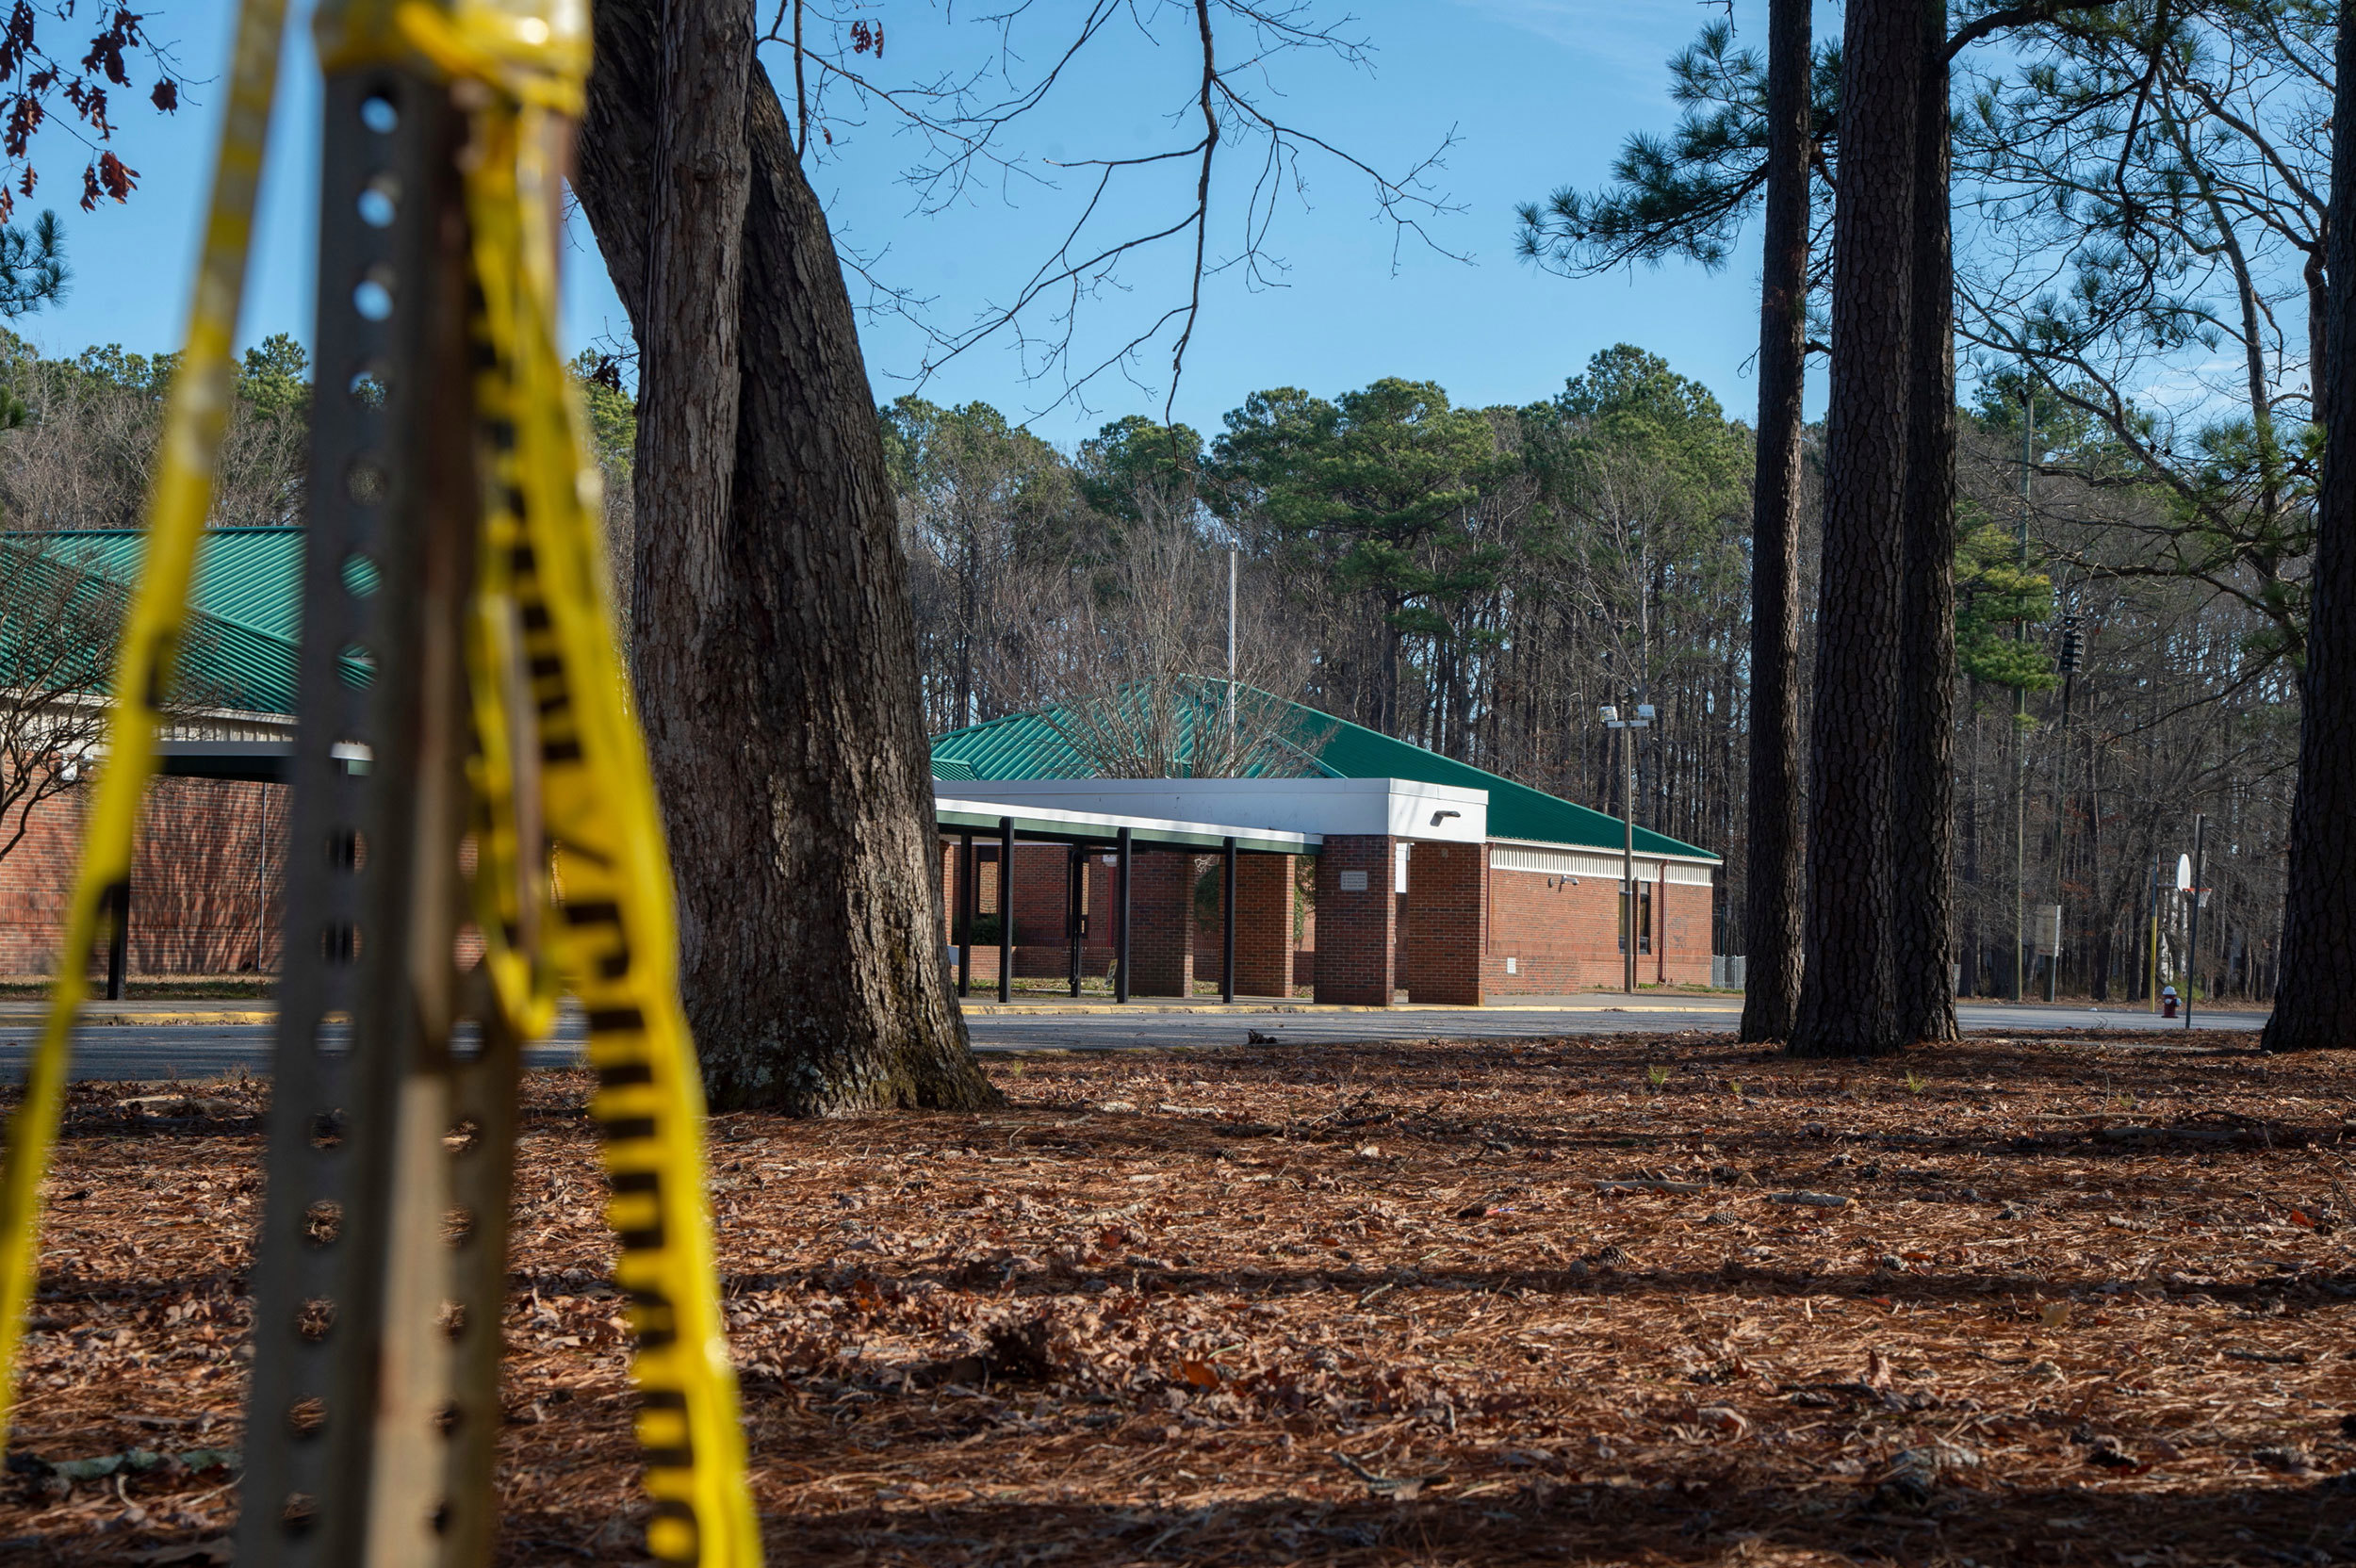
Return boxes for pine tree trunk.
[1739,0,1811,1043]
[576,0,1001,1110]
[1790,0,1921,1058]
[2263,0,2356,1054]
[1892,0,1960,1045]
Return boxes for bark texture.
[630,0,753,1025]
[1790,0,1920,1057]
[577,0,1001,1111]
[1893,0,1961,1046]
[1738,0,1811,1044]
[2261,0,2356,1054]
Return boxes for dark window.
[1618,883,1654,956]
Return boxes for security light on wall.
[1431,809,1461,825]
[1636,703,1657,722]
[1597,704,1619,724]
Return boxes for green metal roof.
[930,682,1719,861]
[0,527,309,714]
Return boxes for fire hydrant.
[2161,985,2179,1019]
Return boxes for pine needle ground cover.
[3,1031,2352,1566]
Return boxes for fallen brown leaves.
[5,1030,2356,1565]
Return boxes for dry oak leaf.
[1175,1359,1222,1389]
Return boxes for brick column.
[1314,835,1396,1005]
[1127,849,1197,997]
[1406,840,1486,1005]
[1232,852,1294,998]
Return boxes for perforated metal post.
[237,69,520,1568]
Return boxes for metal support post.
[104,879,128,1002]
[238,69,522,1568]
[1115,827,1132,1004]
[997,816,1014,1004]
[1220,837,1237,1004]
[956,831,973,998]
[1599,701,1652,996]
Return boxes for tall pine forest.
[880,343,2290,1005]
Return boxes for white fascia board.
[935,795,1319,856]
[935,776,1486,843]
[1484,832,1723,867]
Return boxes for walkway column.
[1220,838,1237,1004]
[956,832,973,997]
[1115,827,1132,1004]
[1231,853,1294,998]
[998,816,1015,1004]
[1406,840,1486,1005]
[1314,835,1397,1006]
[1067,844,1085,998]
[105,878,130,1002]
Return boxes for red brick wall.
[1313,835,1396,1005]
[1232,852,1294,998]
[1656,880,1710,984]
[0,776,291,977]
[1126,849,1197,997]
[1007,844,1075,946]
[1481,860,1713,993]
[1405,841,1485,1005]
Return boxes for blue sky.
[16,0,1798,447]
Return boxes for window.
[1618,881,1653,956]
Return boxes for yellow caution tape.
[411,4,761,1562]
[0,0,290,1435]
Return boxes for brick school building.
[0,529,303,983]
[928,694,1722,1005]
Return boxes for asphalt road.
[0,997,2265,1083]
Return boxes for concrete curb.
[0,1008,277,1026]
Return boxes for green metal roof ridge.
[930,680,1720,862]
[0,528,308,649]
[0,529,307,714]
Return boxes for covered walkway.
[935,792,1319,1006]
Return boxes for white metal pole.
[1226,547,1237,773]
[1623,727,1637,995]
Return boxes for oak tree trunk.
[576,0,1001,1110]
[1790,0,1921,1057]
[1893,0,1960,1046]
[1739,0,1812,1044]
[2263,0,2356,1054]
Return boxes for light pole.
[2014,374,2035,1004]
[1601,701,1655,994]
